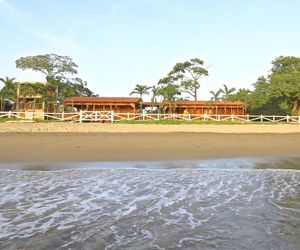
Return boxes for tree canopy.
[269,56,300,115]
[15,54,94,110]
[225,56,300,115]
[168,58,208,101]
[0,76,17,110]
[129,84,151,101]
[16,53,78,80]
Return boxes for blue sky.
[0,0,299,100]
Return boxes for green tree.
[0,76,17,110]
[246,76,287,115]
[130,84,151,101]
[220,84,236,101]
[16,54,78,80]
[168,58,208,101]
[158,76,181,113]
[209,89,222,101]
[15,53,94,111]
[269,56,300,115]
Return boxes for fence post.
[157,113,160,120]
[62,112,65,121]
[246,114,249,122]
[8,111,11,118]
[260,114,263,122]
[231,114,234,122]
[217,114,220,121]
[41,112,45,120]
[273,115,275,122]
[111,110,114,123]
[299,116,300,124]
[127,112,129,120]
[188,113,191,121]
[142,112,145,120]
[79,110,83,123]
[287,115,290,123]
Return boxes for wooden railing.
[0,111,300,123]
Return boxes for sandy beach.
[0,123,300,162]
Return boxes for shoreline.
[1,132,300,163]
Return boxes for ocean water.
[0,158,299,250]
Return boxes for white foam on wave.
[0,168,299,249]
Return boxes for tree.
[168,58,208,101]
[209,89,222,101]
[0,76,17,111]
[15,53,94,111]
[220,84,236,101]
[150,86,160,112]
[158,76,181,113]
[248,76,288,115]
[130,84,151,101]
[16,53,78,81]
[269,56,300,115]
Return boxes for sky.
[0,0,299,100]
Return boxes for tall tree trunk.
[291,100,300,115]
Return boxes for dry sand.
[0,123,300,163]
[0,122,300,133]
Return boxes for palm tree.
[210,89,222,101]
[0,76,17,111]
[130,84,151,101]
[150,86,160,112]
[220,84,236,101]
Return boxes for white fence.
[0,111,300,123]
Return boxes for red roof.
[65,96,141,103]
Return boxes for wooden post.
[157,113,160,120]
[231,114,234,122]
[127,112,130,120]
[287,115,290,123]
[79,110,83,123]
[273,115,275,122]
[246,114,250,122]
[217,114,220,121]
[298,116,300,123]
[111,110,114,123]
[260,114,263,122]
[8,111,11,118]
[41,111,45,120]
[188,113,191,121]
[62,112,65,121]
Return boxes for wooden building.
[142,101,246,115]
[64,97,141,113]
[16,82,57,112]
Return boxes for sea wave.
[0,168,299,249]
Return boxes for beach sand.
[0,123,300,162]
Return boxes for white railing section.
[0,111,300,123]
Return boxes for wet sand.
[1,132,300,162]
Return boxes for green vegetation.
[129,84,151,101]
[0,53,95,111]
[115,119,286,125]
[223,56,300,115]
[1,54,300,116]
[15,53,94,111]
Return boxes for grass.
[115,119,283,125]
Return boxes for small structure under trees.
[64,97,141,113]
